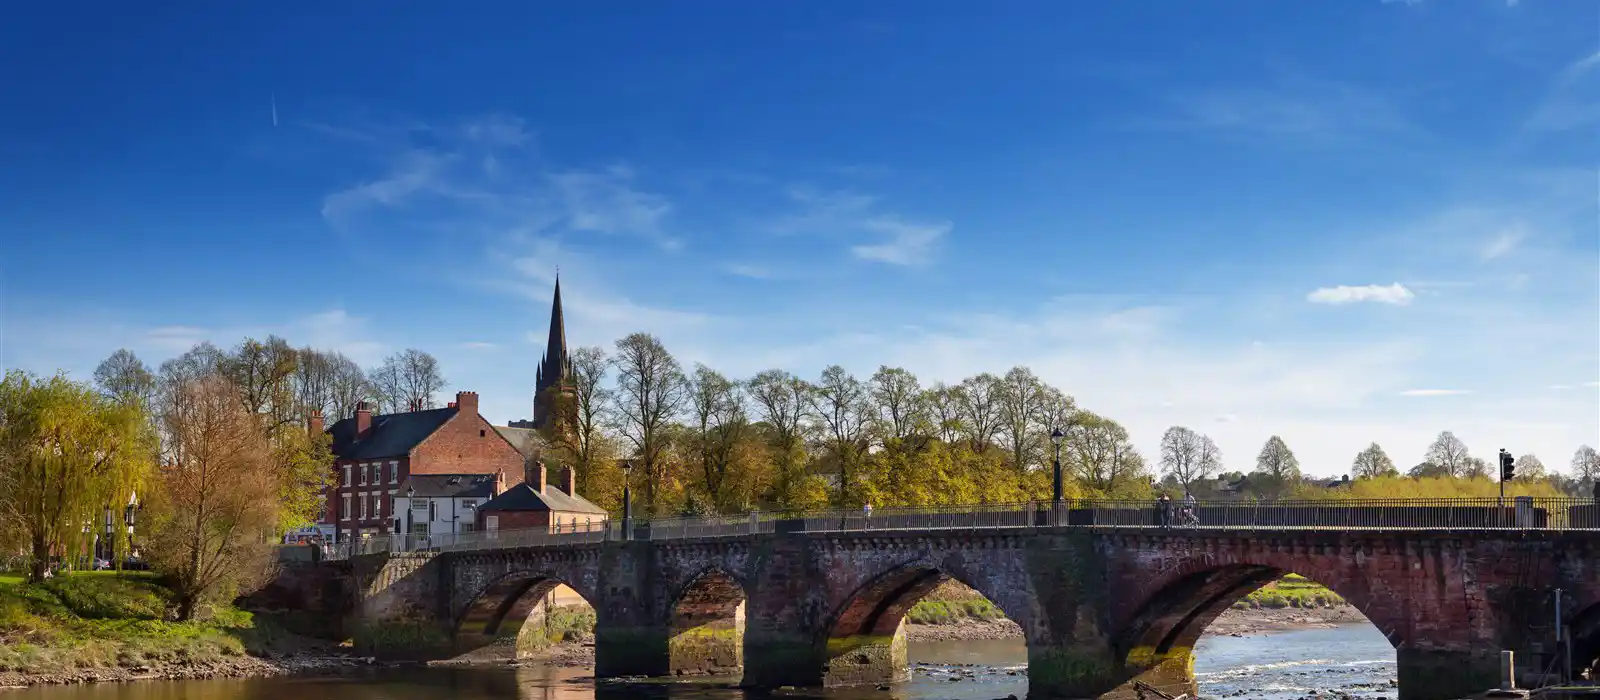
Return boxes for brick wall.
[411,410,523,481]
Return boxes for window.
[341,494,351,521]
[342,465,351,487]
[479,429,486,437]
[388,490,397,513]
[360,494,369,520]
[460,500,478,509]
[359,463,368,485]
[428,500,437,522]
[459,523,475,534]
[389,461,398,483]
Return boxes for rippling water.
[3,624,1396,700]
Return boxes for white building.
[393,473,502,537]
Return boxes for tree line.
[538,332,1600,516]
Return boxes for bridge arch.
[821,558,1030,687]
[666,566,749,677]
[1111,542,1404,698]
[454,570,598,660]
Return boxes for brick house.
[476,460,608,533]
[316,391,524,544]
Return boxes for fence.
[319,497,1600,560]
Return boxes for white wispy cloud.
[1155,78,1415,142]
[1306,283,1416,306]
[1527,48,1600,131]
[455,341,498,350]
[768,187,950,266]
[1398,389,1474,397]
[722,263,776,280]
[1480,223,1528,260]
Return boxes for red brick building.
[316,391,524,544]
[476,460,608,533]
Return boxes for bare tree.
[292,347,338,418]
[94,349,157,409]
[611,333,687,514]
[955,373,1002,450]
[1066,412,1147,493]
[810,365,871,505]
[551,346,612,495]
[1159,426,1222,494]
[1572,445,1600,486]
[1513,454,1547,480]
[369,349,446,412]
[148,374,279,619]
[1422,431,1473,478]
[222,336,299,429]
[1253,435,1301,498]
[747,370,814,508]
[1035,386,1079,446]
[686,365,751,511]
[327,353,369,420]
[996,366,1049,472]
[869,366,928,446]
[1351,442,1398,479]
[924,383,964,445]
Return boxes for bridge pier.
[1396,648,1502,700]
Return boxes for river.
[2,624,1396,700]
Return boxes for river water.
[3,624,1396,700]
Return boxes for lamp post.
[1050,427,1066,505]
[123,502,136,564]
[101,506,114,564]
[404,486,415,551]
[621,461,634,541]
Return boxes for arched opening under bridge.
[667,568,748,677]
[1120,567,1392,699]
[454,572,596,662]
[823,565,1026,690]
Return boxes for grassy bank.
[1233,574,1347,610]
[0,571,287,675]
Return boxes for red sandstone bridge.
[272,498,1600,700]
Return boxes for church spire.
[533,275,571,430]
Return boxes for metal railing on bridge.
[318,496,1600,560]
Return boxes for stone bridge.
[327,524,1600,700]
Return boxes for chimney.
[308,410,324,438]
[455,391,478,415]
[355,401,372,439]
[526,459,547,493]
[558,465,576,497]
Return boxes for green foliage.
[1232,574,1348,610]
[0,572,262,672]
[541,605,596,643]
[1292,474,1566,499]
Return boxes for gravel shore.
[0,653,386,688]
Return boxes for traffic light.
[1499,449,1515,482]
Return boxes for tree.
[1512,454,1547,480]
[368,349,446,412]
[147,374,280,619]
[611,333,687,515]
[1253,435,1301,498]
[869,366,928,446]
[686,365,752,511]
[747,370,814,510]
[292,347,338,419]
[0,371,155,582]
[550,346,613,496]
[327,353,370,420]
[1159,426,1222,494]
[1066,412,1148,494]
[1572,445,1600,486]
[1423,431,1473,478]
[1462,456,1490,480]
[222,336,299,430]
[955,373,1002,450]
[925,383,964,445]
[94,349,157,409]
[996,366,1048,472]
[809,365,870,505]
[1351,443,1398,479]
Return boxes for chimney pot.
[355,403,372,439]
[558,465,576,497]
[308,410,325,438]
[455,391,479,414]
[526,459,547,493]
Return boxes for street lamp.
[123,503,136,565]
[621,461,634,540]
[1050,427,1066,505]
[102,506,114,563]
[404,486,416,549]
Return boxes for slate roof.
[477,481,608,515]
[493,425,546,461]
[398,473,499,499]
[327,407,456,461]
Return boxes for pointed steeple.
[533,275,572,430]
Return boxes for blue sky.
[2,1,1596,477]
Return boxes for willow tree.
[147,374,280,620]
[0,370,155,582]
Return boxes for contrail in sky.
[271,93,278,127]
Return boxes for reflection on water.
[3,626,1395,700]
